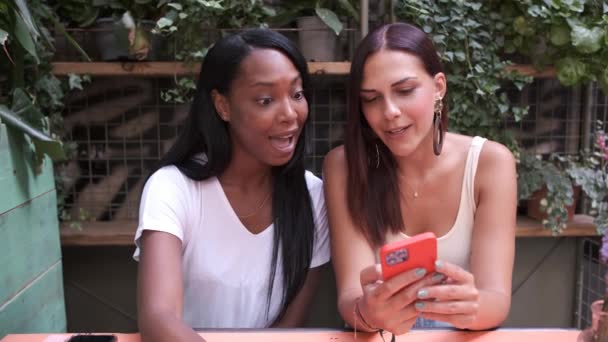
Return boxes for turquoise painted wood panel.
[0,262,67,337]
[0,124,55,214]
[0,190,61,304]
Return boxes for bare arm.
[272,266,324,327]
[137,231,205,342]
[467,141,516,329]
[414,141,516,329]
[323,147,379,328]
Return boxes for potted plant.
[567,121,608,233]
[501,0,608,91]
[91,0,165,61]
[273,0,360,61]
[517,152,578,234]
[154,0,276,104]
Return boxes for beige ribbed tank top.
[383,136,487,271]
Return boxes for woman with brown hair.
[323,22,516,335]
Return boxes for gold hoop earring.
[375,143,380,169]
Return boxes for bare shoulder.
[476,139,517,192]
[479,140,516,169]
[323,145,347,175]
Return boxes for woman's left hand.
[413,260,480,329]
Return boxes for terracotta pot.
[527,185,581,222]
[578,300,608,341]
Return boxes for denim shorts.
[412,316,453,329]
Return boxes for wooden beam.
[515,214,597,237]
[51,62,351,77]
[51,62,198,77]
[60,215,598,246]
[52,62,555,78]
[61,221,136,246]
[505,64,556,78]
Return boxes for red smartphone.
[380,232,437,281]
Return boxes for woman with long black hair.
[134,29,329,341]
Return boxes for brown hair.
[345,23,448,247]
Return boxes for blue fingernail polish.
[435,260,443,269]
[417,289,428,298]
[415,268,427,277]
[415,302,425,309]
[432,273,444,282]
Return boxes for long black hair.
[153,29,315,322]
[345,23,448,247]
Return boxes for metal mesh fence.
[59,76,348,221]
[575,237,607,329]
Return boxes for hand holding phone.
[380,232,437,281]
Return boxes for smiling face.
[213,48,309,166]
[360,49,446,157]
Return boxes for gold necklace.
[398,172,426,199]
[236,191,271,218]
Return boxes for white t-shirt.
[133,165,330,328]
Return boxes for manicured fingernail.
[432,273,444,282]
[415,302,425,309]
[415,268,427,277]
[435,260,444,270]
[417,289,428,298]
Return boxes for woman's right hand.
[357,265,444,335]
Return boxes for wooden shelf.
[51,62,553,78]
[61,221,136,246]
[515,214,597,237]
[60,214,598,246]
[505,64,556,78]
[51,61,351,77]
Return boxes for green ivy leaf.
[514,16,535,36]
[556,57,587,86]
[196,0,223,10]
[315,7,342,36]
[0,105,64,162]
[13,7,39,63]
[550,24,570,46]
[68,73,85,90]
[167,3,182,11]
[156,17,173,28]
[570,22,603,54]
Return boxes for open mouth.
[269,134,296,153]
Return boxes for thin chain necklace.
[236,190,271,218]
[398,172,427,199]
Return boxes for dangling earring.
[433,95,444,156]
[374,143,380,169]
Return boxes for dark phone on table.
[66,335,117,342]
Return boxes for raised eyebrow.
[360,76,418,92]
[250,75,302,88]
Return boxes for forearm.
[338,290,378,332]
[468,289,510,330]
[139,311,205,342]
